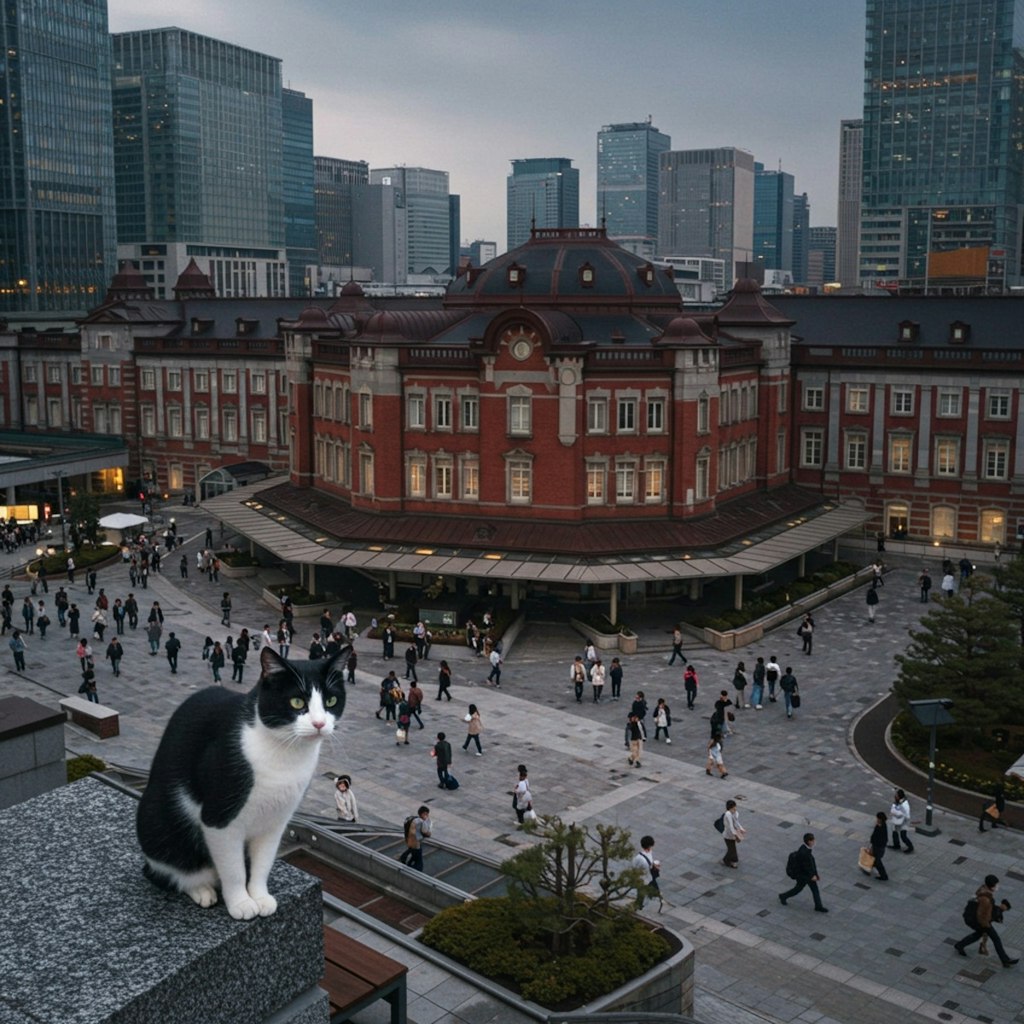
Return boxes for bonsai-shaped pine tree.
[994,547,1024,657]
[894,574,1024,740]
[500,816,644,957]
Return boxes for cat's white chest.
[237,724,322,831]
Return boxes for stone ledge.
[0,778,326,1024]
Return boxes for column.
[734,575,744,611]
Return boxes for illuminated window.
[461,460,479,500]
[195,408,210,440]
[935,438,959,475]
[586,463,605,504]
[407,456,426,497]
[615,461,636,502]
[932,506,955,540]
[983,440,1009,480]
[508,459,531,503]
[980,509,1005,544]
[645,461,665,502]
[889,436,912,473]
[433,458,453,498]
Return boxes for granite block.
[0,731,36,780]
[0,778,326,1024]
[0,758,67,810]
[33,721,66,765]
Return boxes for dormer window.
[897,320,919,343]
[506,262,525,288]
[638,263,655,287]
[579,262,595,288]
[949,320,970,344]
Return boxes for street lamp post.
[53,470,67,551]
[909,698,955,836]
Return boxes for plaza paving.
[3,504,1022,1024]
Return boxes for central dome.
[445,227,682,312]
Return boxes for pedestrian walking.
[633,835,662,911]
[179,554,188,579]
[732,661,748,708]
[872,559,885,587]
[146,619,162,656]
[231,642,246,684]
[653,698,672,743]
[779,833,828,912]
[684,664,698,709]
[432,731,453,788]
[866,584,879,622]
[165,631,181,673]
[345,647,357,684]
[941,571,956,598]
[609,656,623,700]
[487,646,502,687]
[68,603,80,639]
[381,622,395,659]
[979,784,1009,831]
[780,667,798,718]
[377,671,400,722]
[147,601,164,626]
[721,799,746,868]
[627,713,645,768]
[954,875,1018,966]
[66,556,75,584]
[399,806,431,872]
[343,609,357,639]
[889,789,915,852]
[751,656,766,709]
[112,598,126,635]
[436,660,453,701]
[865,811,889,881]
[125,593,138,630]
[36,602,50,639]
[277,621,291,658]
[462,704,483,755]
[712,690,734,738]
[21,596,35,635]
[9,629,26,671]
[86,569,97,595]
[205,526,214,548]
[334,776,358,822]
[76,638,93,671]
[404,643,418,682]
[91,608,107,642]
[54,587,68,628]
[706,737,728,778]
[220,592,231,626]
[209,640,225,683]
[570,655,586,703]
[308,633,325,660]
[513,764,534,824]
[106,637,123,677]
[918,568,932,603]
[668,627,683,665]
[589,658,604,701]
[406,681,424,729]
[79,665,98,704]
[798,613,814,654]
[764,656,781,702]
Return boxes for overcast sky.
[108,1,866,250]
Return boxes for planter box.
[702,566,875,651]
[569,616,619,650]
[219,562,258,579]
[261,588,326,619]
[618,633,638,654]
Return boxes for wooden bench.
[59,696,120,739]
[322,926,407,1024]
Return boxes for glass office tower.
[370,167,451,277]
[597,121,670,259]
[506,158,580,250]
[283,88,315,297]
[112,28,285,297]
[753,162,795,275]
[859,0,1024,289]
[315,157,369,268]
[0,0,117,313]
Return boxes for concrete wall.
[0,696,66,810]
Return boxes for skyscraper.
[657,148,755,283]
[807,226,838,289]
[112,28,286,298]
[792,193,810,285]
[506,158,580,250]
[370,167,451,277]
[351,181,407,285]
[0,0,117,313]
[836,119,863,288]
[282,88,316,297]
[753,162,795,275]
[859,0,1024,290]
[315,157,369,268]
[596,121,671,259]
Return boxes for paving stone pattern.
[2,508,1022,1024]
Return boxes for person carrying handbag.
[513,764,534,824]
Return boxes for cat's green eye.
[289,697,306,710]
[325,696,338,708]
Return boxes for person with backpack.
[954,875,1018,966]
[720,799,746,868]
[633,835,662,911]
[778,833,828,912]
[683,664,698,709]
[751,656,766,709]
[8,629,26,671]
[399,806,431,872]
[779,667,799,719]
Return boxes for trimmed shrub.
[67,754,107,783]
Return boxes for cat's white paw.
[226,896,261,920]
[253,893,277,917]
[186,885,219,909]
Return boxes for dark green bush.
[67,754,106,782]
[217,550,259,567]
[419,897,669,1009]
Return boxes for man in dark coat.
[433,731,453,788]
[779,833,828,912]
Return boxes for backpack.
[786,850,801,880]
[962,898,979,930]
[714,814,726,834]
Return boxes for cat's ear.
[260,645,292,680]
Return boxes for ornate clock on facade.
[501,325,540,361]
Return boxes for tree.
[68,493,101,546]
[993,548,1024,657]
[894,575,1024,738]
[501,816,643,957]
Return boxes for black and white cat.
[137,645,347,919]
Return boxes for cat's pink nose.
[312,719,326,731]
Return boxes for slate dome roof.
[445,227,682,312]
